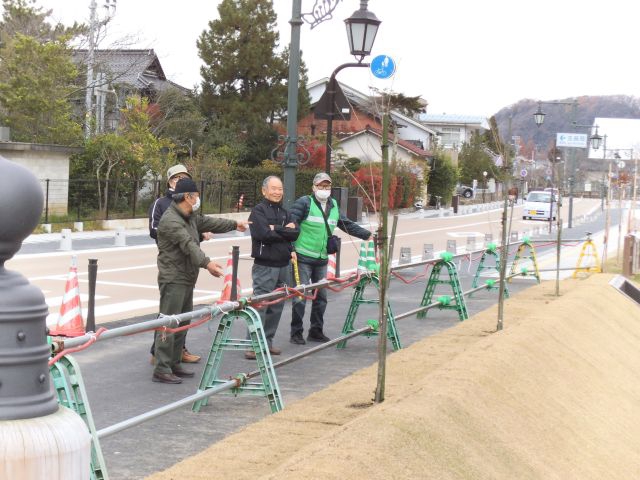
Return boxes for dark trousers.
[249,263,291,346]
[153,283,193,374]
[291,261,328,336]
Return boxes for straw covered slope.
[147,275,640,480]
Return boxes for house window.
[440,127,461,147]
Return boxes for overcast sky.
[36,0,640,117]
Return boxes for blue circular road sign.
[370,55,396,79]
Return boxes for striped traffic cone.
[326,253,337,280]
[365,240,379,273]
[357,241,369,274]
[218,249,241,302]
[49,256,85,337]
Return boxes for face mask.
[191,196,201,212]
[314,189,331,201]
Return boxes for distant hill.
[494,95,640,151]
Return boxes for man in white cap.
[147,164,210,364]
[289,172,371,344]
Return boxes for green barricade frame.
[337,274,401,351]
[50,354,109,480]
[193,306,283,414]
[471,243,509,298]
[418,254,468,321]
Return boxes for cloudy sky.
[37,0,640,117]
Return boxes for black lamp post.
[324,1,380,174]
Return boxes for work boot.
[182,347,201,363]
[244,350,256,360]
[269,346,281,355]
[307,329,330,343]
[152,372,182,384]
[290,333,306,345]
[172,366,195,378]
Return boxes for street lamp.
[344,0,381,62]
[324,1,380,174]
[283,1,380,207]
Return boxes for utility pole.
[84,0,116,139]
[84,0,97,139]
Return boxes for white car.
[523,190,556,220]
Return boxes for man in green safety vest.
[289,172,371,344]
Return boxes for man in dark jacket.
[153,178,250,384]
[148,164,208,364]
[245,176,299,360]
[289,173,371,345]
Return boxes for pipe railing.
[53,237,576,352]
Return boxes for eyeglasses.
[315,185,332,190]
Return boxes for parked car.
[456,184,474,198]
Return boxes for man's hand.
[236,220,251,232]
[291,251,297,261]
[285,222,296,228]
[202,232,214,241]
[206,261,224,277]
[269,225,275,230]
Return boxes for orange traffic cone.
[218,249,241,303]
[326,253,337,280]
[50,256,85,337]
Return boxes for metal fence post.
[86,259,98,332]
[132,179,139,218]
[44,179,50,224]
[200,180,206,214]
[219,181,224,214]
[105,179,110,221]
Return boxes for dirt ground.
[146,274,640,480]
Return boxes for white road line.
[16,234,253,259]
[46,299,159,326]
[45,294,108,307]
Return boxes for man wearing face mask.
[153,178,251,384]
[244,175,299,360]
[148,164,210,364]
[289,172,371,344]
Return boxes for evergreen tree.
[427,150,459,204]
[458,131,500,185]
[197,0,309,166]
[0,0,83,144]
[198,0,287,127]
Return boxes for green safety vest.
[295,196,339,259]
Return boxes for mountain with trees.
[494,95,640,154]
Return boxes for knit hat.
[174,178,199,195]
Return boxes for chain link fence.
[39,178,261,224]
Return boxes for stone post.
[0,156,90,478]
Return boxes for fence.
[39,178,262,224]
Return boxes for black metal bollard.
[231,245,240,301]
[335,238,342,278]
[86,259,98,332]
